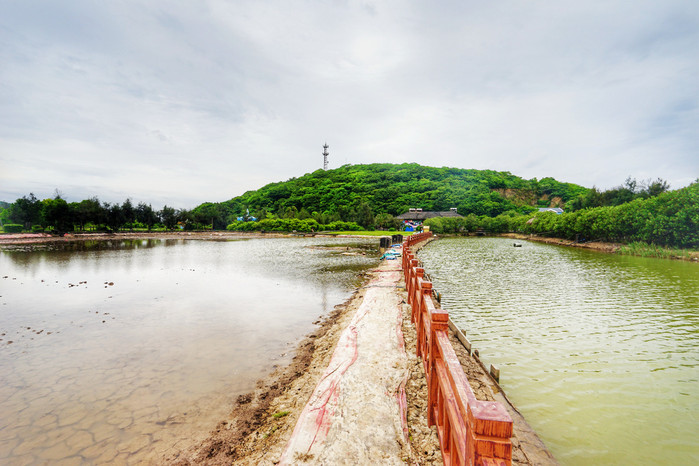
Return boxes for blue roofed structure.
[538,207,564,214]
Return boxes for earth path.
[165,235,554,465]
[280,258,410,464]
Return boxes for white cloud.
[1,0,697,207]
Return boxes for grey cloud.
[1,0,697,206]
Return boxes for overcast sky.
[1,1,697,208]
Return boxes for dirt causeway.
[1,232,556,464]
[161,237,555,465]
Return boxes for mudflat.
[0,231,280,246]
[1,232,556,464]
[165,237,555,465]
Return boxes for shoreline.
[2,231,556,463]
[499,232,621,253]
[163,239,443,465]
[2,231,696,262]
[0,231,289,246]
[0,230,396,247]
[165,237,555,464]
[165,267,393,464]
[435,232,698,261]
[502,233,699,261]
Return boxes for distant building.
[538,207,564,214]
[396,208,462,232]
[237,208,257,222]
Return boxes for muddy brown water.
[0,237,378,464]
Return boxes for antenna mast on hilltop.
[322,143,329,171]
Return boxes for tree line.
[424,181,698,249]
[566,177,670,210]
[0,194,207,233]
[0,163,687,245]
[0,164,593,233]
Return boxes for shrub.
[3,224,23,233]
[184,222,207,231]
[323,221,363,231]
[227,218,363,233]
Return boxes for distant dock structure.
[322,143,329,171]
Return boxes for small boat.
[513,243,522,247]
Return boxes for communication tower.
[322,143,329,171]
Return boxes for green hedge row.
[227,218,363,233]
[425,182,698,249]
[3,224,23,233]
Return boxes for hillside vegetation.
[425,181,699,249]
[207,163,587,222]
[3,164,692,250]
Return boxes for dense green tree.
[192,202,227,229]
[642,178,670,198]
[9,193,42,228]
[135,202,158,230]
[121,199,135,226]
[353,201,375,228]
[283,206,299,219]
[72,197,103,231]
[103,202,124,231]
[226,218,363,233]
[523,182,696,248]
[176,209,194,229]
[374,213,401,230]
[215,163,589,223]
[160,205,177,230]
[423,181,697,249]
[41,197,72,232]
[567,177,670,211]
[0,206,10,226]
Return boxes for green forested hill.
[3,163,690,248]
[209,163,588,221]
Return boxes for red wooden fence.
[403,233,513,466]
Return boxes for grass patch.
[321,230,411,236]
[617,242,694,260]
[272,410,290,419]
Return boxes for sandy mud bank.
[165,238,555,465]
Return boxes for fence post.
[469,401,513,464]
[415,277,431,349]
[402,242,408,271]
[427,308,449,426]
[411,267,425,320]
[405,254,413,301]
[414,277,430,357]
[406,258,419,305]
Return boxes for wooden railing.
[404,231,433,249]
[403,236,513,466]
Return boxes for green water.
[418,237,699,465]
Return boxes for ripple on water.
[418,237,699,465]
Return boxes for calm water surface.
[0,237,378,464]
[418,237,698,465]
